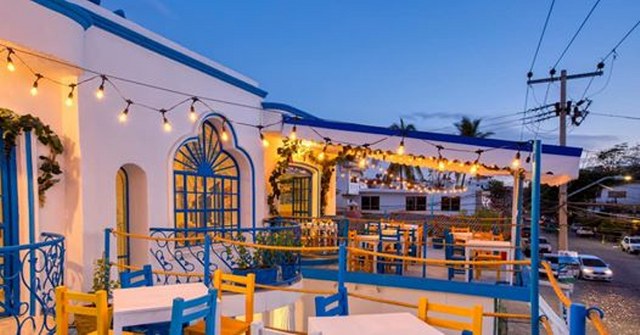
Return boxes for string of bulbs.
[2,44,530,176]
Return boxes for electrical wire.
[529,0,556,74]
[552,0,602,70]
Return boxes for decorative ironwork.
[0,232,65,335]
[145,226,301,286]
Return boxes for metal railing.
[0,232,65,335]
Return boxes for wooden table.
[308,312,444,335]
[464,239,514,284]
[112,282,211,335]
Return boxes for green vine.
[0,108,63,206]
[268,138,354,216]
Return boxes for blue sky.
[101,0,640,152]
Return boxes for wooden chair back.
[213,269,255,324]
[450,227,470,233]
[314,287,349,317]
[55,286,109,335]
[417,298,483,335]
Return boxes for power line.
[552,0,602,70]
[589,111,640,121]
[528,0,557,74]
[603,17,640,62]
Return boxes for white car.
[578,255,613,281]
[576,227,595,237]
[620,236,640,254]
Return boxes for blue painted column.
[104,228,112,295]
[204,234,211,287]
[530,140,542,335]
[338,241,346,289]
[25,132,37,316]
[569,303,587,335]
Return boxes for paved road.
[543,232,640,335]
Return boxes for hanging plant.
[0,108,64,206]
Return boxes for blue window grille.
[173,120,240,232]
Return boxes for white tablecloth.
[112,282,211,335]
[307,312,444,335]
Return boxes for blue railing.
[132,225,302,286]
[0,232,65,335]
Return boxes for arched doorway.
[278,166,314,217]
[115,168,130,267]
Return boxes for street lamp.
[567,175,632,198]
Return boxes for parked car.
[576,227,595,238]
[539,252,580,281]
[620,236,640,254]
[578,255,613,281]
[523,236,553,256]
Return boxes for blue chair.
[120,264,154,288]
[170,289,218,335]
[377,228,402,275]
[445,233,469,280]
[315,287,349,317]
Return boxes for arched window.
[173,120,240,230]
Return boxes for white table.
[464,239,514,284]
[308,312,444,335]
[112,282,211,335]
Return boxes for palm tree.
[454,117,494,138]
[453,116,493,187]
[385,118,424,187]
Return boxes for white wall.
[1,0,270,290]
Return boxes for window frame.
[405,196,427,211]
[441,196,461,212]
[361,196,380,211]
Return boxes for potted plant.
[228,232,279,285]
[74,257,119,335]
[276,230,301,281]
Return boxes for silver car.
[578,255,613,281]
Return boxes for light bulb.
[221,126,229,142]
[469,164,478,175]
[119,100,131,123]
[438,160,446,171]
[290,125,297,140]
[162,111,171,132]
[397,140,405,155]
[30,74,42,96]
[189,98,198,123]
[65,84,75,107]
[6,51,15,72]
[359,158,367,169]
[318,151,325,161]
[512,152,521,168]
[261,137,269,148]
[95,76,106,100]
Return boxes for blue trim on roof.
[262,102,322,121]
[32,0,93,29]
[302,267,530,302]
[283,116,583,157]
[32,0,268,98]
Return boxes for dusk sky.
[101,0,640,154]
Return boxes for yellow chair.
[55,286,137,335]
[417,297,483,335]
[450,227,471,233]
[186,270,255,335]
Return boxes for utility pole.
[527,67,603,251]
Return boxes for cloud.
[140,0,173,18]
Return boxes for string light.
[469,164,478,175]
[512,151,521,168]
[290,125,297,140]
[119,100,132,123]
[161,109,172,132]
[397,139,405,155]
[6,48,15,72]
[30,74,43,96]
[221,121,229,142]
[65,84,76,107]
[438,160,446,171]
[359,157,367,169]
[95,75,106,100]
[189,97,198,123]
